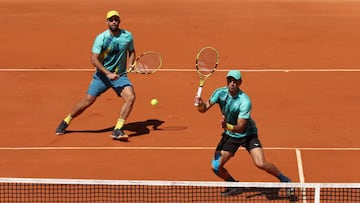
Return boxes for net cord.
[0,178,359,188]
[1,178,359,203]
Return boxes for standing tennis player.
[55,10,136,141]
[194,70,293,196]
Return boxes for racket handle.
[194,86,203,106]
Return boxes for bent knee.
[122,92,136,104]
[120,86,136,101]
[254,161,266,170]
[211,158,222,175]
[127,94,136,102]
[83,95,97,106]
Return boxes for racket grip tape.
[194,86,203,106]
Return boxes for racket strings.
[135,53,162,74]
[196,49,218,75]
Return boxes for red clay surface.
[0,0,359,183]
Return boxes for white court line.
[296,149,308,203]
[0,147,359,150]
[1,68,360,72]
[296,149,305,183]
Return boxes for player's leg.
[55,94,98,135]
[246,135,291,182]
[71,95,97,117]
[211,150,235,181]
[212,134,245,196]
[55,73,108,135]
[211,134,244,181]
[212,150,245,196]
[247,135,295,196]
[111,76,135,141]
[249,147,283,177]
[250,147,296,196]
[118,85,136,121]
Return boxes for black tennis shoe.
[55,120,68,135]
[111,129,129,141]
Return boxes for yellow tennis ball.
[151,98,158,106]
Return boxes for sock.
[64,114,73,124]
[278,173,292,182]
[115,119,125,129]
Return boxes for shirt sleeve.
[92,34,104,54]
[209,88,222,104]
[238,96,251,119]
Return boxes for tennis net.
[0,178,359,203]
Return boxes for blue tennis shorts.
[87,72,133,97]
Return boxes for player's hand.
[107,72,119,81]
[128,64,135,72]
[194,95,202,106]
[220,115,226,129]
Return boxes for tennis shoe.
[221,187,244,197]
[280,176,295,196]
[111,129,129,141]
[56,120,68,135]
[286,187,296,196]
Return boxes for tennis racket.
[127,51,162,74]
[194,46,219,106]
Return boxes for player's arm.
[196,88,219,113]
[196,97,213,113]
[91,52,119,80]
[221,117,248,133]
[127,49,136,69]
[221,97,252,133]
[127,36,136,70]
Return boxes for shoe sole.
[56,132,65,136]
[110,134,129,141]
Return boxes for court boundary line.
[0,147,359,150]
[296,149,308,203]
[1,68,360,72]
[296,149,305,183]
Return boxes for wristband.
[226,123,234,131]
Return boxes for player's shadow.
[243,187,298,202]
[65,119,165,137]
[123,119,164,137]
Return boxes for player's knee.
[129,94,136,103]
[254,160,266,170]
[123,93,136,104]
[211,158,221,175]
[81,96,96,108]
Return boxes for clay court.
[0,0,359,184]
